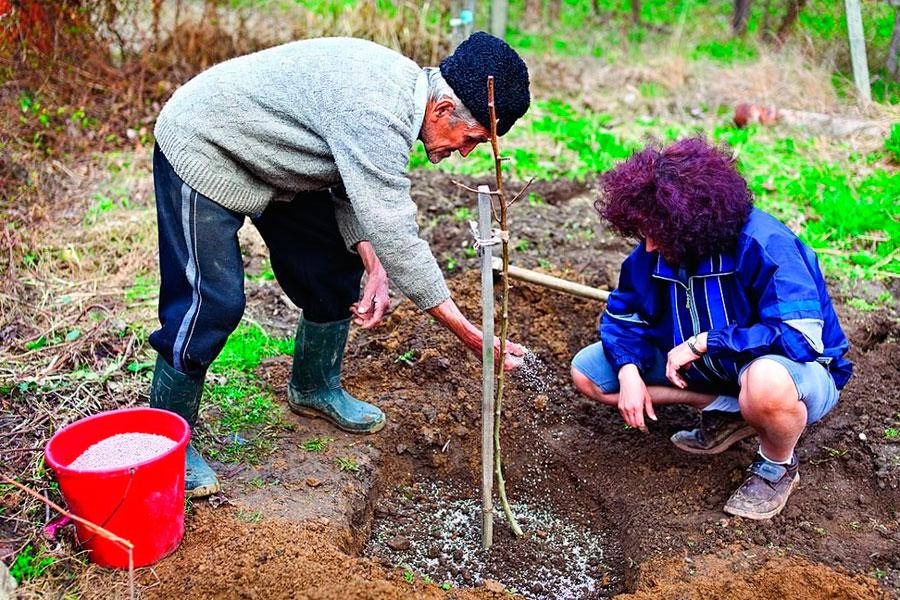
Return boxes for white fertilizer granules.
[69,433,177,471]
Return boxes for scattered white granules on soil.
[69,433,177,471]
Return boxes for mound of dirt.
[620,551,888,600]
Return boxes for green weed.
[247,259,276,283]
[395,350,416,365]
[454,206,474,222]
[10,544,55,583]
[237,508,262,523]
[198,320,294,464]
[335,457,359,472]
[302,436,334,452]
[126,273,159,302]
[885,428,899,439]
[887,123,900,163]
[847,298,881,312]
[211,322,293,374]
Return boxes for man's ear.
[432,97,456,119]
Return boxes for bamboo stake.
[477,186,495,549]
[490,258,610,302]
[1,474,136,599]
[487,75,523,538]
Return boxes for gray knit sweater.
[154,37,450,310]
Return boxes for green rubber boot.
[287,317,385,434]
[149,355,220,498]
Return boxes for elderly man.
[149,33,530,497]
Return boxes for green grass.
[335,456,360,472]
[198,321,294,463]
[301,436,334,452]
[709,125,900,279]
[10,544,56,584]
[887,123,900,163]
[210,322,293,374]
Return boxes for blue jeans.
[571,342,839,424]
[149,145,364,378]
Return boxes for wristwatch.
[686,335,704,357]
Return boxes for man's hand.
[352,241,389,329]
[495,337,526,370]
[665,332,708,389]
[427,297,526,371]
[617,364,656,432]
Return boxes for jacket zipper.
[685,278,727,379]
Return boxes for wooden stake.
[490,258,610,302]
[844,0,872,103]
[477,186,495,549]
[487,75,523,538]
[491,0,509,38]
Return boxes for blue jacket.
[600,208,852,390]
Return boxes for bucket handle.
[79,467,135,547]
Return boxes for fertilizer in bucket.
[69,433,177,471]
[45,408,190,569]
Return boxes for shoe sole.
[289,404,386,434]
[186,481,221,499]
[723,473,800,520]
[671,425,756,455]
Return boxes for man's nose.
[459,142,478,157]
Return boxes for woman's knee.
[739,358,798,413]
[571,366,617,405]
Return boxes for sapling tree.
[459,75,533,548]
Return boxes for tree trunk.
[548,0,561,23]
[775,0,807,45]
[732,0,753,36]
[524,0,541,23]
[887,6,900,79]
[630,0,641,24]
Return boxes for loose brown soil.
[92,171,900,599]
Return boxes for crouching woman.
[570,138,852,520]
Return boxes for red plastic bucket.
[44,408,190,569]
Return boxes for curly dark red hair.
[595,137,753,264]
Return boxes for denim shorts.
[571,341,840,425]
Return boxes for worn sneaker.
[671,410,755,455]
[723,453,799,520]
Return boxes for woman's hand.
[665,332,708,389]
[617,364,655,432]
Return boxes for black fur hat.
[439,32,530,136]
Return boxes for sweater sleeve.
[330,186,367,252]
[324,109,451,310]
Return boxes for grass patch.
[335,456,360,472]
[301,436,334,452]
[198,321,294,464]
[10,544,56,583]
